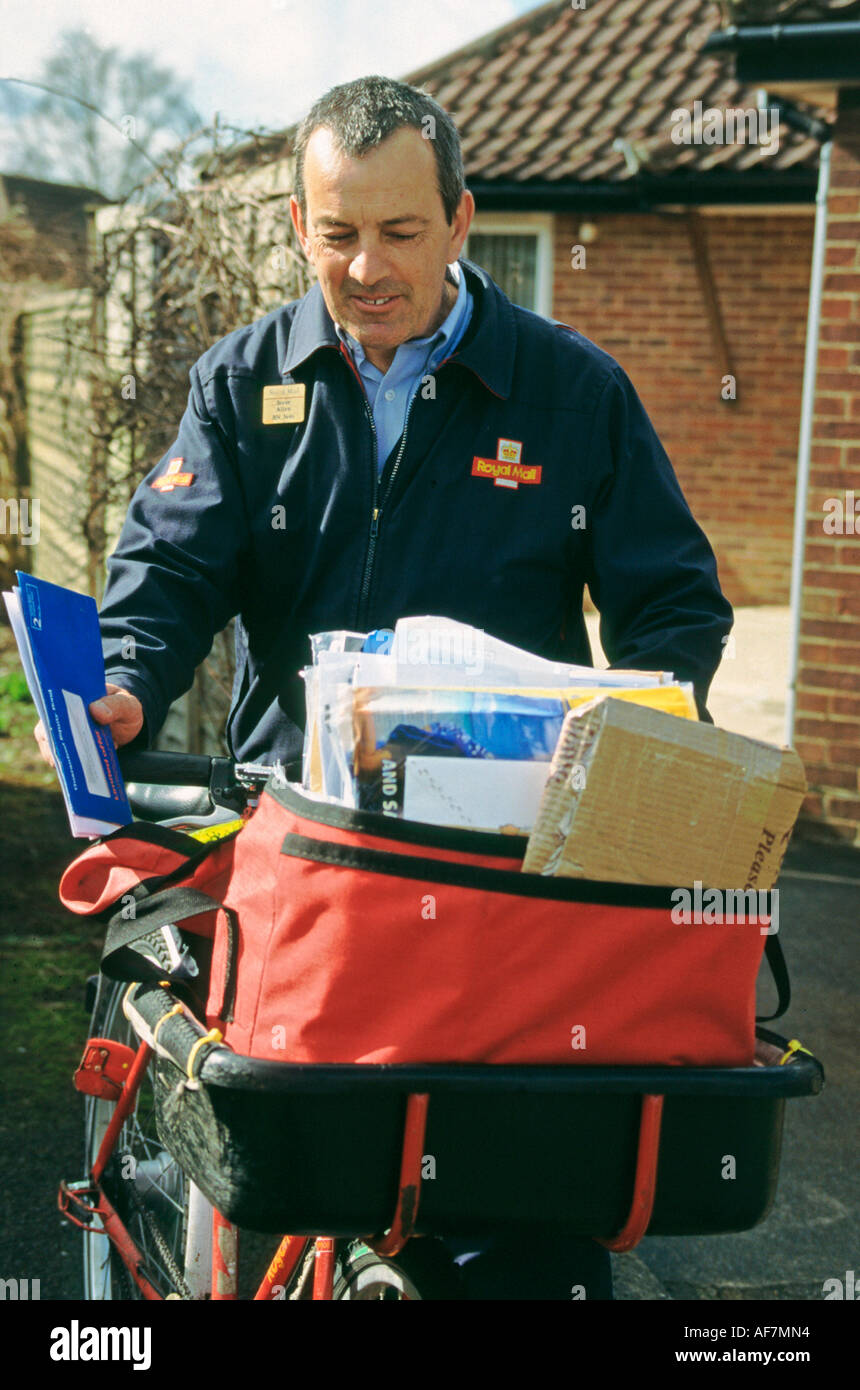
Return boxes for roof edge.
[702,20,860,81]
[0,171,110,203]
[704,19,860,47]
[468,169,818,210]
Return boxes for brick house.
[403,0,827,610]
[0,173,103,284]
[220,0,857,839]
[702,0,860,844]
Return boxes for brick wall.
[552,209,813,608]
[794,89,860,847]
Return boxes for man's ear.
[290,195,312,261]
[448,189,475,262]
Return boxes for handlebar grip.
[117,750,215,787]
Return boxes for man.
[37,76,733,1296]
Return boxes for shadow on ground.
[614,839,859,1301]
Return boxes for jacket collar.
[281,257,515,399]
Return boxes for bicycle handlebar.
[117,750,216,787]
[116,749,288,819]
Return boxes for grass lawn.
[0,621,103,1117]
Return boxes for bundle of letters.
[300,615,697,834]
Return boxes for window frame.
[464,212,554,318]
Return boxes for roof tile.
[401,0,825,187]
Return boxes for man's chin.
[344,319,407,350]
[340,296,410,331]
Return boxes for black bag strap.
[103,886,224,959]
[757,935,791,1022]
[92,821,240,924]
[94,822,243,1019]
[101,885,239,1024]
[101,820,211,856]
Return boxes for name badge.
[262,383,306,425]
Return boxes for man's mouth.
[352,294,400,309]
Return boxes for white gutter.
[785,139,832,748]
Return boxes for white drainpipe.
[785,139,832,748]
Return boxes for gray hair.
[292,75,466,224]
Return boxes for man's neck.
[428,272,458,336]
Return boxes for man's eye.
[319,231,417,244]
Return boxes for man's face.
[290,125,474,372]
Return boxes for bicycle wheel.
[332,1239,462,1300]
[331,1242,422,1300]
[82,976,189,1300]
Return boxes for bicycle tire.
[332,1239,462,1301]
[82,976,189,1300]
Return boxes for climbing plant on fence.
[11,120,312,750]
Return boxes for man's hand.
[34,683,145,767]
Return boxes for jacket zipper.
[340,340,444,629]
[339,336,425,629]
[356,390,419,626]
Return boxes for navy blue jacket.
[99,259,733,764]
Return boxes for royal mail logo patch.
[151,457,195,492]
[496,437,522,464]
[472,439,540,489]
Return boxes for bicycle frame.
[59,1032,665,1299]
[61,1034,437,1299]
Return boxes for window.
[464,214,553,317]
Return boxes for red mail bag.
[60,781,782,1068]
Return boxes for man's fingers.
[87,687,144,748]
[34,719,55,768]
[35,688,144,763]
[89,695,122,723]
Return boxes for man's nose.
[348,240,391,287]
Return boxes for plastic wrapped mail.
[301,616,697,824]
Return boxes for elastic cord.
[186,1028,223,1080]
[151,1003,185,1049]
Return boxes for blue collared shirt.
[335,262,473,472]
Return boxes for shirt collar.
[281,258,515,399]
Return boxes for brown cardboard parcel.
[523,697,807,891]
